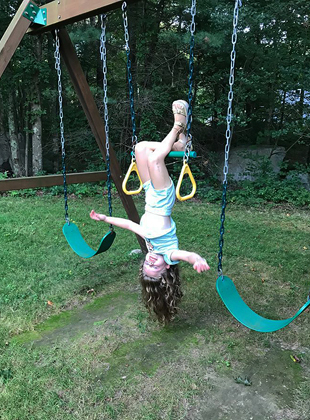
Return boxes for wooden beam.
[29,0,139,35]
[0,0,34,78]
[57,28,146,252]
[0,171,107,192]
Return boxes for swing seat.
[63,223,116,258]
[216,275,310,332]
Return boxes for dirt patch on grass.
[11,291,310,420]
[187,346,305,420]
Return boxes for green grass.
[1,195,310,419]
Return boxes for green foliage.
[0,172,8,180]
[1,0,310,189]
[66,183,104,198]
[7,188,38,197]
[227,179,310,207]
[196,152,310,207]
[4,182,106,198]
[198,174,310,207]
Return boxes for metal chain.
[122,1,138,159]
[218,0,242,276]
[184,0,196,163]
[120,1,195,163]
[54,30,69,224]
[100,15,113,226]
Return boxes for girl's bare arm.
[90,210,145,238]
[170,250,210,273]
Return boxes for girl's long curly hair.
[138,262,183,324]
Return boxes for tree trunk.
[31,36,43,175]
[52,131,60,173]
[8,92,23,176]
[25,111,29,176]
[299,88,304,119]
[0,92,12,174]
[31,102,42,175]
[266,97,275,146]
[279,90,286,129]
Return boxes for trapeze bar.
[131,151,197,159]
[168,151,197,158]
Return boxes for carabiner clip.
[122,159,143,195]
[176,162,197,202]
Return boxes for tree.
[1,0,309,178]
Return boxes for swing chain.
[100,15,113,226]
[184,0,196,163]
[183,135,192,163]
[122,1,138,160]
[218,0,241,275]
[54,30,69,224]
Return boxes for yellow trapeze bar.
[176,162,197,202]
[122,159,143,195]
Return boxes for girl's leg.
[147,128,179,190]
[147,111,186,189]
[135,141,160,184]
[137,100,187,189]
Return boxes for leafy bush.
[0,172,9,180]
[7,188,38,197]
[196,161,310,207]
[5,182,106,198]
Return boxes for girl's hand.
[193,257,210,273]
[90,210,107,222]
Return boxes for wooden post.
[57,28,146,252]
[0,0,34,78]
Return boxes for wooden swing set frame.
[0,0,145,249]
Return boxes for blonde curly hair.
[138,262,183,324]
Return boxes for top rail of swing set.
[0,0,139,77]
[29,0,140,34]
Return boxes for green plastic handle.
[168,151,197,158]
[131,151,197,158]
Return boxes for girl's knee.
[135,141,148,156]
[147,151,163,168]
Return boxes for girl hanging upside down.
[90,100,210,324]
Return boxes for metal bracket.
[23,2,47,26]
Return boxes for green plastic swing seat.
[216,275,310,332]
[63,223,116,259]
